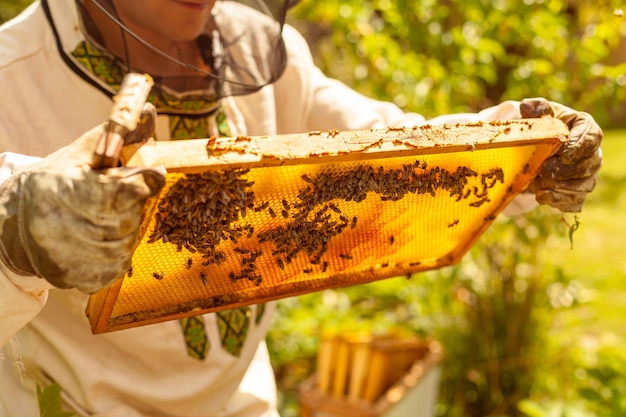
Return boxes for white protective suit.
[0,1,527,416]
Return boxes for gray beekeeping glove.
[0,124,165,294]
[520,98,603,213]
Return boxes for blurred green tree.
[289,0,626,127]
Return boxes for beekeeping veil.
[42,0,297,112]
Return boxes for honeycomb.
[86,118,567,333]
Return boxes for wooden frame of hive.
[86,118,568,333]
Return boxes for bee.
[389,235,395,245]
[200,272,208,285]
[127,265,133,278]
[328,203,341,213]
[268,207,276,218]
[321,261,329,272]
[495,168,504,183]
[351,217,358,229]
[469,198,488,207]
[241,268,255,278]
[186,258,193,269]
[254,201,269,212]
[339,253,353,260]
[152,272,164,280]
[276,258,285,270]
[448,219,460,228]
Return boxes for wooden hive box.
[298,335,444,417]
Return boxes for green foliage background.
[289,0,626,128]
[2,1,625,417]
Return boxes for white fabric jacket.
[0,1,527,416]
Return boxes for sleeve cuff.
[0,262,56,295]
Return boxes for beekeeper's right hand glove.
[0,124,165,294]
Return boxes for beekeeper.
[0,0,602,416]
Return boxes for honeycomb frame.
[86,118,568,333]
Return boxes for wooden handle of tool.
[92,73,154,169]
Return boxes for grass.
[549,130,626,335]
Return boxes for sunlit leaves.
[290,0,625,126]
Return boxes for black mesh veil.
[212,0,290,96]
[74,0,298,102]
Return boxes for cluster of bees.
[145,169,257,283]
[143,159,504,286]
[148,169,255,250]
